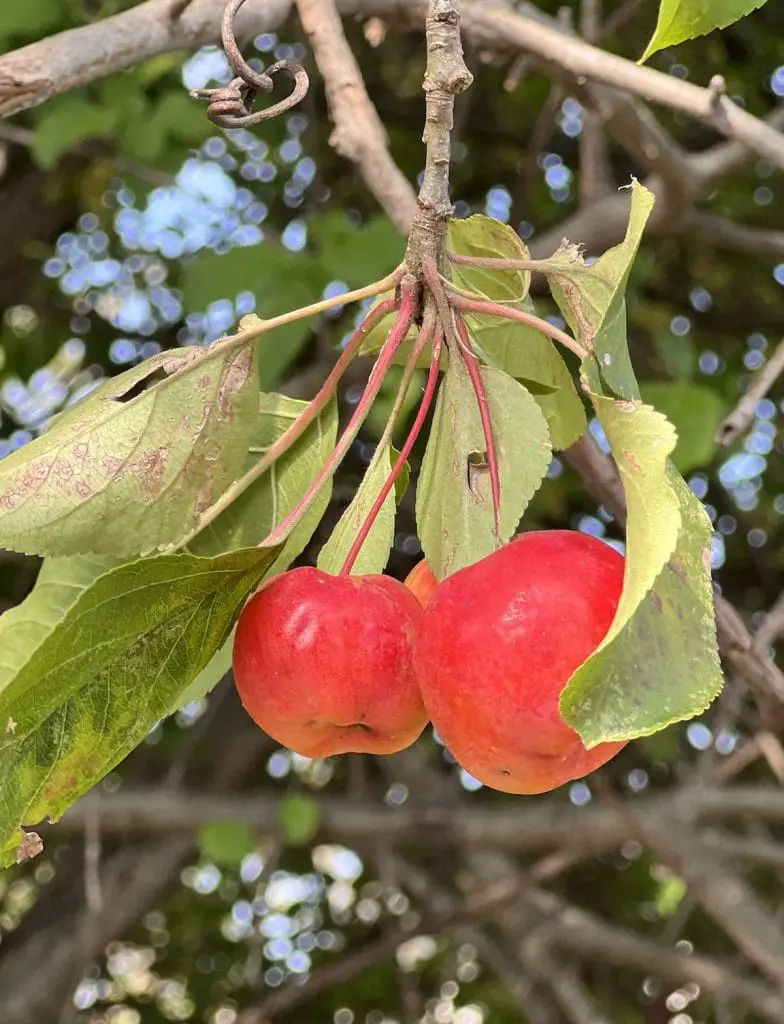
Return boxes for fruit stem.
[449,292,587,360]
[258,285,419,549]
[447,252,591,276]
[216,266,405,354]
[454,313,502,539]
[339,306,439,576]
[421,262,502,533]
[173,295,399,551]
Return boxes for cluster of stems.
[173,0,591,573]
[182,252,587,574]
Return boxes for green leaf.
[392,445,411,503]
[198,821,256,867]
[0,343,258,558]
[0,555,121,691]
[447,215,531,303]
[279,794,321,847]
[365,367,425,440]
[655,870,688,917]
[0,546,280,865]
[309,213,405,288]
[640,381,726,472]
[550,180,655,400]
[416,356,551,580]
[318,444,405,576]
[169,634,233,713]
[641,0,768,61]
[465,297,587,450]
[560,395,723,746]
[527,384,587,452]
[32,96,121,169]
[190,392,338,578]
[357,296,427,366]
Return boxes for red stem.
[449,293,586,361]
[252,296,398,476]
[259,287,418,549]
[454,314,502,539]
[339,312,440,576]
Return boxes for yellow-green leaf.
[640,381,726,472]
[640,0,769,62]
[318,444,405,576]
[0,344,258,558]
[279,795,321,847]
[447,215,531,303]
[416,355,551,580]
[550,180,655,400]
[559,395,723,745]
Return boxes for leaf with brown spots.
[0,545,280,866]
[0,341,258,557]
[559,394,723,746]
[189,392,338,576]
[415,342,551,580]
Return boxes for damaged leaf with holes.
[416,346,551,581]
[0,343,259,558]
[549,179,655,400]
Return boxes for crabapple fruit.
[233,567,428,758]
[413,530,627,794]
[404,558,438,608]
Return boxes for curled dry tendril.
[190,0,309,128]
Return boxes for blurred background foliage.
[1,0,784,1022]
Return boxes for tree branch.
[294,0,417,233]
[237,876,522,1023]
[688,211,784,260]
[716,338,784,447]
[524,887,784,1023]
[4,0,783,176]
[453,1,784,170]
[0,0,294,118]
[53,784,784,853]
[756,591,784,653]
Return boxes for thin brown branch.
[454,1,784,170]
[524,888,784,1023]
[237,876,522,1023]
[519,943,616,1024]
[626,808,784,988]
[3,0,783,175]
[756,591,784,653]
[703,829,784,870]
[716,338,784,447]
[405,0,474,271]
[294,0,417,233]
[0,0,294,118]
[54,784,784,851]
[598,0,645,42]
[578,0,613,207]
[688,212,784,262]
